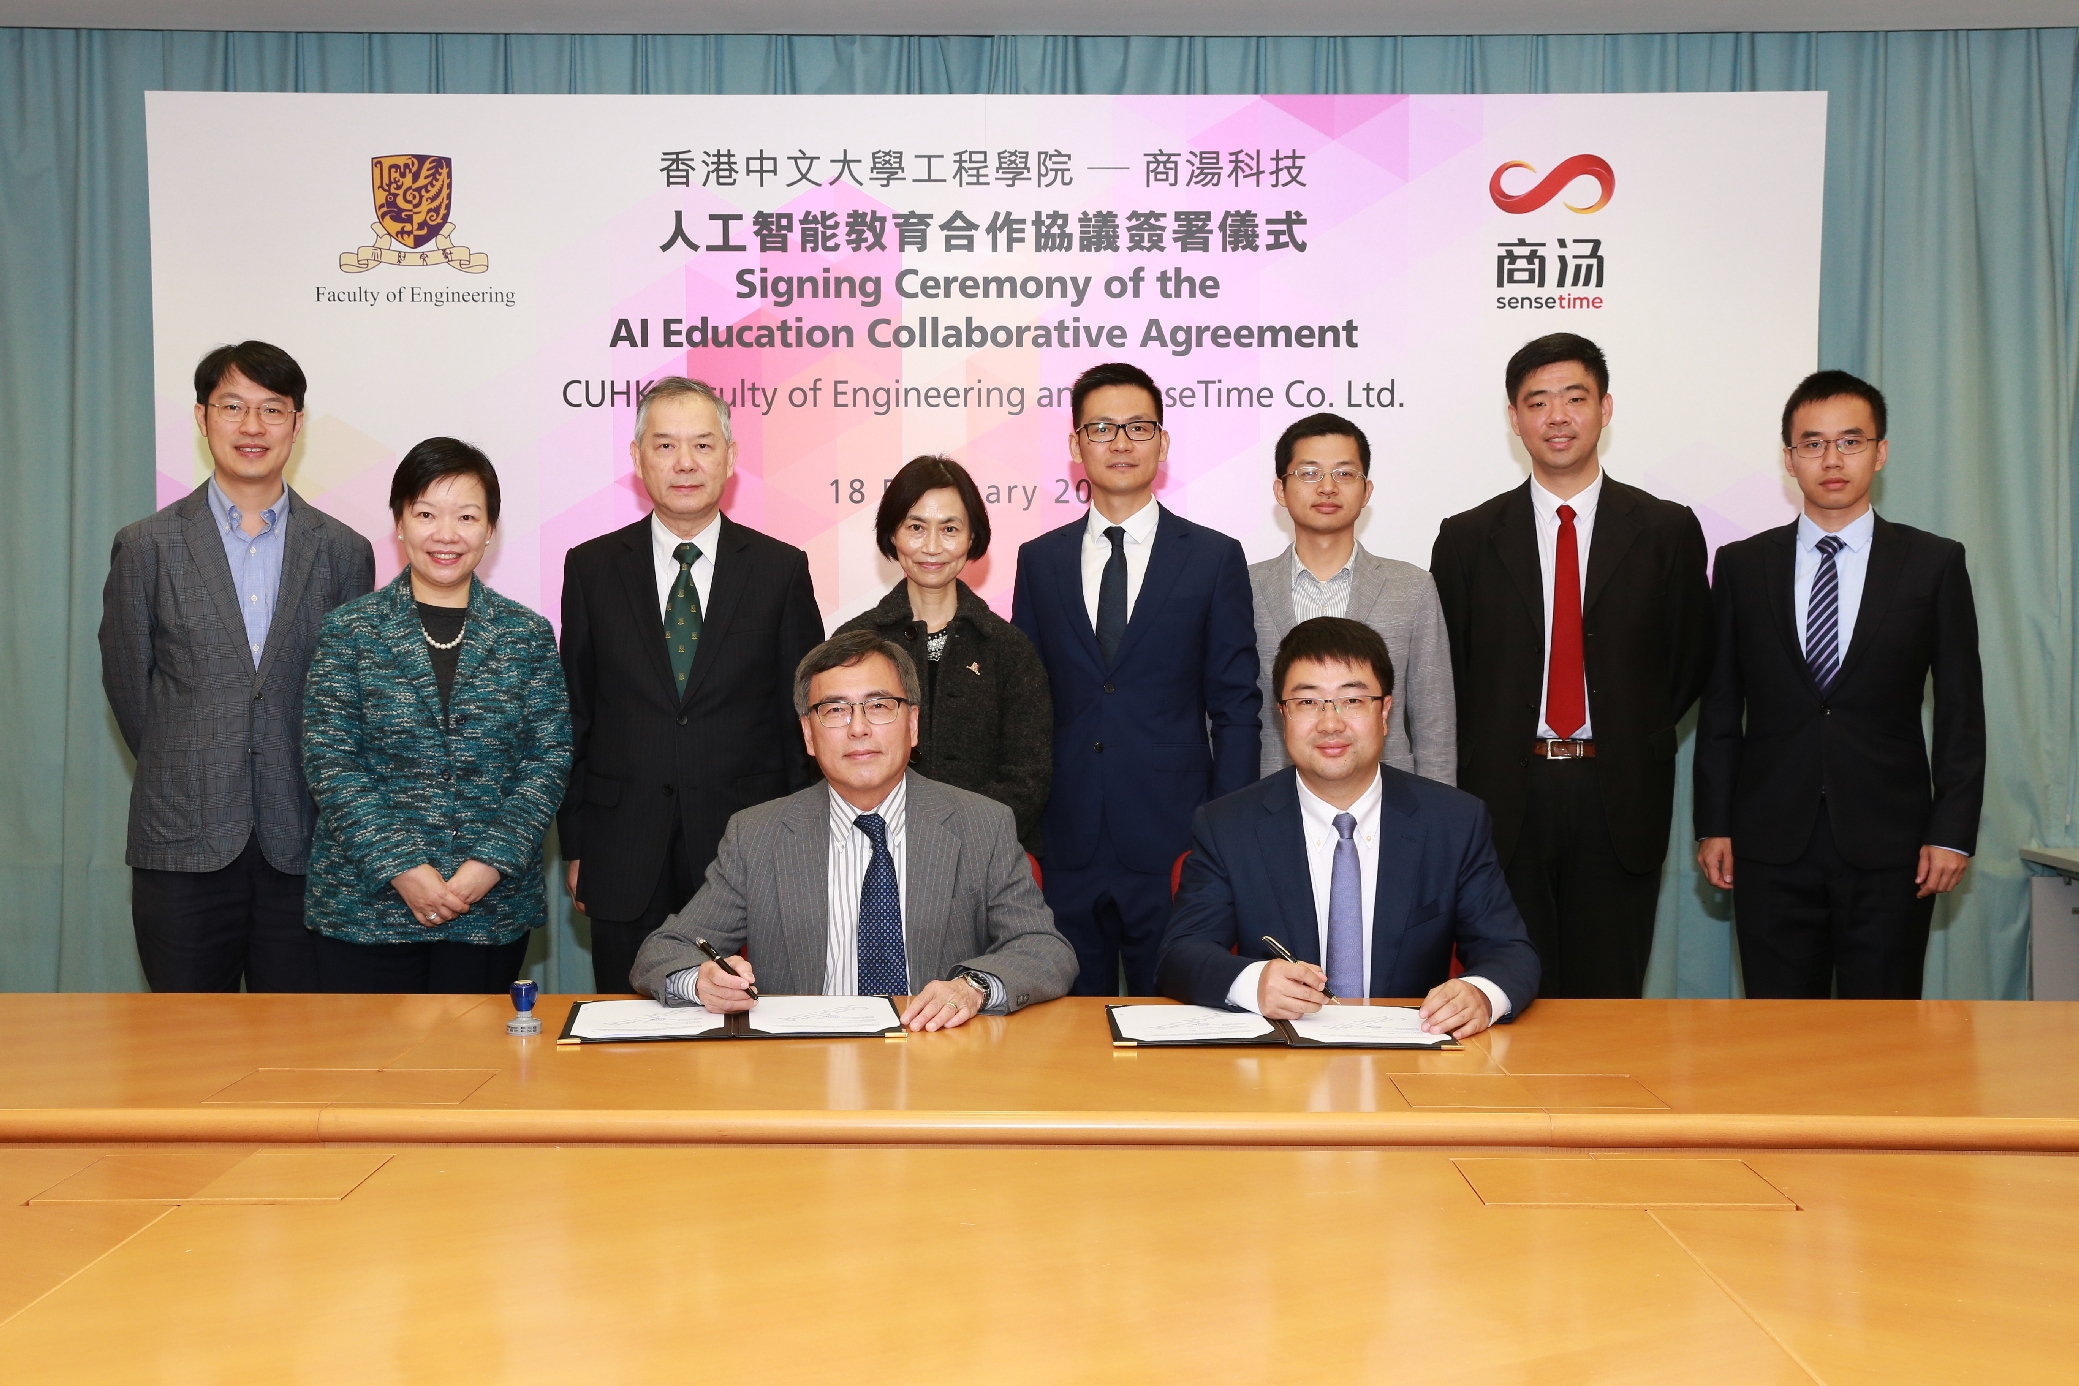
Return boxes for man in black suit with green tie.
[559,376,824,992]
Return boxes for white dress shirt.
[1530,469,1604,740]
[650,511,721,619]
[1225,768,1512,1022]
[1792,507,1876,661]
[1289,544,1357,623]
[1079,496,1161,630]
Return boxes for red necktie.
[1545,503,1585,738]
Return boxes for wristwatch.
[958,970,992,1006]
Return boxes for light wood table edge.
[6,1107,2079,1151]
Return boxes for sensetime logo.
[1488,154,1615,214]
[1490,154,1612,313]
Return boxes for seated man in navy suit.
[1158,617,1539,1037]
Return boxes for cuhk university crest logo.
[339,155,489,273]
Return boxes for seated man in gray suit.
[632,629,1077,1031]
[1251,413,1456,783]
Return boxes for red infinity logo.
[1489,154,1615,214]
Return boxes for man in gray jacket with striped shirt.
[1250,413,1457,783]
[633,630,1076,1031]
[99,341,374,991]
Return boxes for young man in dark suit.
[1159,618,1539,1036]
[559,376,824,993]
[100,340,376,991]
[1695,371,1984,998]
[1430,333,1712,998]
[1012,362,1261,995]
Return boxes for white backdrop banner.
[146,92,1826,625]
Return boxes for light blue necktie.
[855,812,908,995]
[1806,534,1845,690]
[1325,811,1365,999]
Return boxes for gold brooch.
[967,662,982,676]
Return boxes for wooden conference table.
[2,995,2074,1382]
[1,993,2075,1148]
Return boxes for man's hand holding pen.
[695,955,759,1012]
[1256,959,1334,1019]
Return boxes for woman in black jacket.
[837,456,1052,848]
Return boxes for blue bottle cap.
[510,979,538,1013]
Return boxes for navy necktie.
[1806,534,1846,690]
[854,812,907,995]
[1095,525,1128,666]
[1325,812,1365,999]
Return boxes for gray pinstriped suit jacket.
[99,482,375,873]
[1250,544,1458,784]
[631,772,1077,1010]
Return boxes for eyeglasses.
[209,401,297,427]
[808,696,910,729]
[1278,695,1387,721]
[1077,420,1160,443]
[1789,436,1882,459]
[1285,466,1365,487]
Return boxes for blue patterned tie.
[1806,535,1845,690]
[854,812,908,995]
[1325,811,1365,999]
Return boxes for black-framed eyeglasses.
[808,696,910,728]
[1790,436,1883,459]
[1278,695,1387,721]
[1077,420,1160,443]
[209,401,297,427]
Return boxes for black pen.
[693,937,759,1002]
[1260,935,1340,1004]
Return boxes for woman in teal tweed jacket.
[303,439,571,992]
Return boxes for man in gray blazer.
[1250,413,1457,783]
[99,341,375,991]
[633,629,1076,1030]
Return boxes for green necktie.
[667,541,703,697]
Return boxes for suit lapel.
[1762,523,1811,688]
[1582,481,1641,616]
[181,487,248,665]
[613,518,676,702]
[1110,505,1186,670]
[1830,515,1900,693]
[902,774,958,984]
[1053,521,1107,669]
[1367,772,1422,1000]
[254,493,321,689]
[1344,546,1388,624]
[1253,776,1320,964]
[1490,484,1545,634]
[377,575,447,729]
[680,515,751,707]
[777,786,833,991]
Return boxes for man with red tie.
[1429,334,1712,997]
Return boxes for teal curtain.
[4,28,2073,996]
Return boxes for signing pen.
[693,937,760,1002]
[1260,934,1340,1004]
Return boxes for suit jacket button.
[663,785,676,797]
[252,691,263,702]
[1518,758,1529,768]
[1093,741,1104,753]
[677,715,687,726]
[1102,683,1114,693]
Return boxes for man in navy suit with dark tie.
[1159,618,1539,1036]
[1012,362,1261,995]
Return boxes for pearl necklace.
[421,620,467,651]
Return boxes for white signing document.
[564,999,728,1041]
[1287,1005,1452,1047]
[743,995,903,1036]
[1109,1005,1279,1044]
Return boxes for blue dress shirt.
[1792,507,1876,661]
[205,477,289,667]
